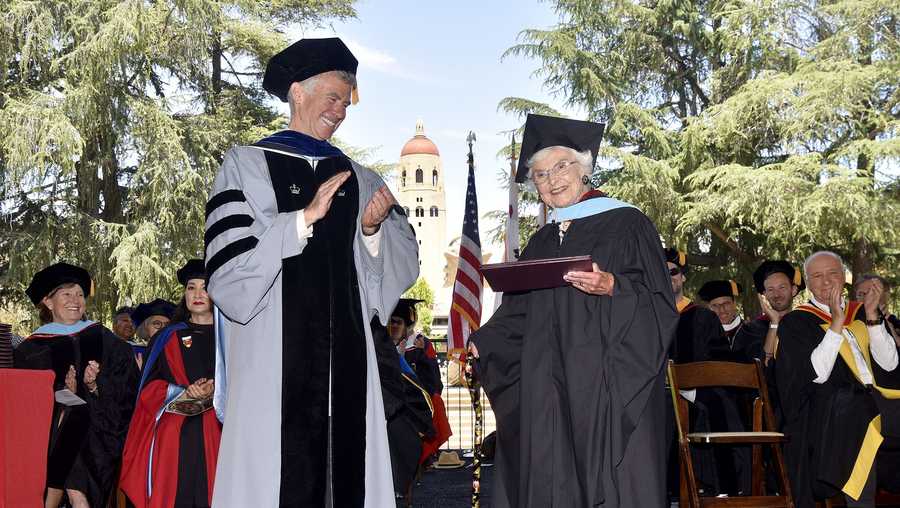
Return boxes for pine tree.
[0,0,359,330]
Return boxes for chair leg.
[752,443,763,496]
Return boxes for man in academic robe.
[664,250,743,495]
[776,251,900,507]
[469,114,678,507]
[698,279,755,362]
[743,260,805,428]
[205,38,418,508]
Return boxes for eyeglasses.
[532,160,578,185]
[669,267,682,276]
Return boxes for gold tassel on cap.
[730,280,739,297]
[351,85,359,105]
[678,251,686,267]
[793,267,802,286]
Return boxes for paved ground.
[410,454,494,507]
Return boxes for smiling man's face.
[293,72,352,141]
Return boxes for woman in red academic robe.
[120,259,221,508]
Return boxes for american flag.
[448,155,482,363]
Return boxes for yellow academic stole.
[797,301,900,499]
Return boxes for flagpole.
[463,131,484,508]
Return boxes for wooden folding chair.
[668,359,794,507]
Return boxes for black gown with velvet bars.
[14,323,139,506]
[472,203,678,507]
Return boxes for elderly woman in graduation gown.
[119,260,221,508]
[14,262,140,508]
[469,114,678,508]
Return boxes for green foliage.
[504,0,900,312]
[0,0,357,330]
[402,277,434,336]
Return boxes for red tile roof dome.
[400,120,440,156]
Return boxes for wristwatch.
[866,316,884,326]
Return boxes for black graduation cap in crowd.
[664,248,689,274]
[391,298,425,326]
[131,299,176,328]
[698,280,743,302]
[753,260,805,294]
[25,262,92,305]
[177,259,207,286]
[263,37,359,103]
[515,114,606,183]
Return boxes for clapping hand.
[304,172,351,226]
[826,286,845,333]
[564,263,615,296]
[862,279,884,321]
[84,361,100,394]
[362,185,395,235]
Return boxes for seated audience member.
[14,262,139,508]
[665,249,746,496]
[750,260,805,367]
[120,259,221,508]
[111,306,135,341]
[777,251,900,507]
[855,274,900,346]
[698,280,752,361]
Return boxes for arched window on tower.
[401,170,406,187]
[432,169,438,186]
[415,206,424,217]
[415,167,423,183]
[430,206,439,217]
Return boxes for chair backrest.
[669,360,761,391]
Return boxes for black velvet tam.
[698,279,743,302]
[177,259,206,286]
[515,114,605,183]
[753,260,805,293]
[391,298,424,326]
[664,248,689,274]
[26,262,92,305]
[263,37,358,102]
[131,299,176,327]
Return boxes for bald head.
[804,251,846,303]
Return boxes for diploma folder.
[481,255,593,293]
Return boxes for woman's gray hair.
[802,250,848,279]
[854,273,890,292]
[526,146,594,178]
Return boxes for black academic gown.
[776,302,900,507]
[403,335,443,396]
[472,204,678,508]
[14,322,139,506]
[372,322,434,498]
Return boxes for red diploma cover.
[482,255,593,292]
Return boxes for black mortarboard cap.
[698,280,743,302]
[515,114,605,183]
[26,262,92,306]
[391,298,425,326]
[177,259,207,286]
[131,299,176,328]
[263,37,358,103]
[664,248,689,274]
[753,260,804,294]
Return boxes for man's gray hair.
[802,250,848,279]
[300,70,357,93]
[526,146,594,178]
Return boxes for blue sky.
[283,0,579,253]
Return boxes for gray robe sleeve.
[205,147,306,324]
[352,162,419,326]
